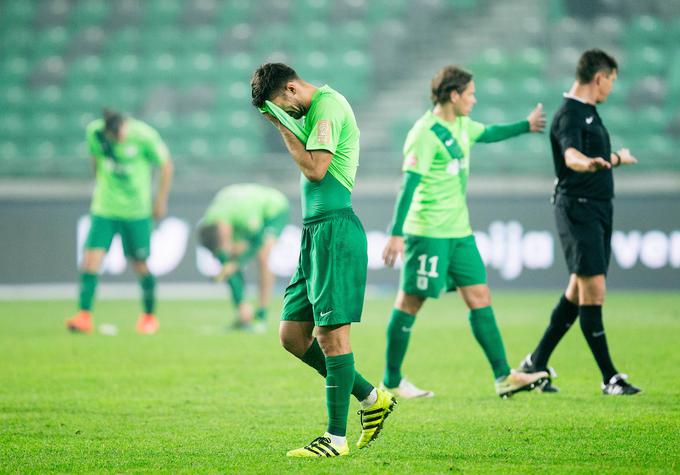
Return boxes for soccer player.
[382,65,549,399]
[251,63,395,457]
[197,183,290,331]
[65,109,173,335]
[517,49,641,395]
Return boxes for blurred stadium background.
[1,0,679,292]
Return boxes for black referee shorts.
[554,194,613,276]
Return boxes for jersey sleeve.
[305,96,344,154]
[555,113,583,153]
[467,119,487,143]
[85,124,103,158]
[141,124,169,165]
[402,128,437,175]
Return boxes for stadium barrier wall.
[1,193,679,289]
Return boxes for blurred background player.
[197,183,290,332]
[65,109,173,335]
[382,65,548,399]
[252,63,396,458]
[517,49,641,395]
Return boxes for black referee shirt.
[550,96,613,199]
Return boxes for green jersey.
[402,111,486,238]
[301,85,360,219]
[202,184,289,241]
[86,118,168,220]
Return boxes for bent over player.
[382,65,548,398]
[252,63,395,457]
[197,183,289,331]
[517,49,641,395]
[66,109,173,334]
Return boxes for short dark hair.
[103,108,125,136]
[430,66,473,105]
[197,224,220,253]
[251,63,299,108]
[576,49,618,84]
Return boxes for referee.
[518,49,641,395]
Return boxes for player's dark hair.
[576,49,618,84]
[197,224,220,254]
[431,66,473,105]
[250,63,299,108]
[103,108,125,136]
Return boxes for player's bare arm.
[527,103,546,132]
[611,148,638,166]
[263,113,332,181]
[153,157,173,220]
[564,147,611,172]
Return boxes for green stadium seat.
[333,21,370,51]
[216,1,253,26]
[292,0,332,24]
[143,0,184,25]
[625,46,666,79]
[625,15,666,47]
[1,1,36,27]
[69,0,110,27]
[33,26,71,57]
[104,28,142,55]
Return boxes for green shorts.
[400,233,487,298]
[263,209,289,239]
[281,208,367,327]
[85,215,152,261]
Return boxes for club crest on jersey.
[317,120,331,145]
[447,159,460,175]
[124,145,138,157]
[405,154,418,167]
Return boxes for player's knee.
[395,292,424,315]
[81,250,103,272]
[132,260,149,274]
[279,330,308,357]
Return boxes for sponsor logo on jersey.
[317,119,331,144]
[405,154,418,167]
[586,116,594,124]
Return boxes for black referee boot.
[518,353,560,393]
[601,373,641,395]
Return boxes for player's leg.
[66,215,116,333]
[383,234,448,398]
[453,236,547,397]
[383,290,433,398]
[518,274,579,392]
[122,217,158,334]
[254,235,276,327]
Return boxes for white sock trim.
[360,388,378,409]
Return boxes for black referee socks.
[532,295,579,370]
[579,305,618,382]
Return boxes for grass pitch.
[1,291,679,474]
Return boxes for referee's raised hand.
[527,103,546,132]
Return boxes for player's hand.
[153,200,167,221]
[262,112,280,126]
[589,157,611,172]
[527,103,546,133]
[214,261,238,283]
[383,236,404,268]
[616,148,638,165]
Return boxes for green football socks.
[227,272,245,307]
[384,308,416,388]
[469,306,511,379]
[300,338,374,401]
[139,273,156,314]
[325,353,355,437]
[78,272,98,311]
